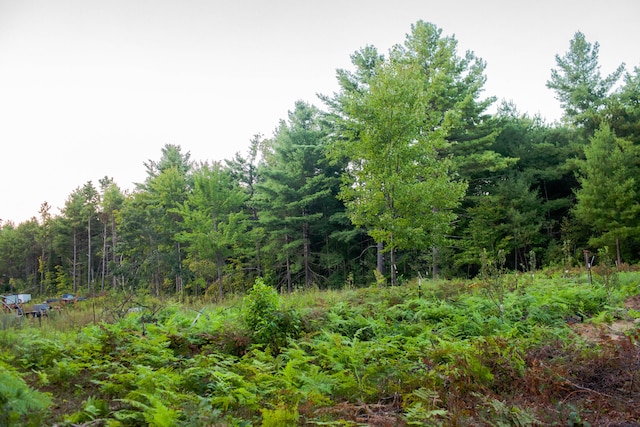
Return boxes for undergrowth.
[0,271,638,426]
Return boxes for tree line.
[1,21,639,297]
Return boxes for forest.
[1,20,639,299]
[2,20,640,427]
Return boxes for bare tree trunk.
[73,229,77,294]
[377,242,384,277]
[616,237,622,266]
[101,220,107,292]
[285,235,292,292]
[176,242,183,294]
[286,256,292,293]
[303,221,310,288]
[40,250,44,296]
[87,214,91,295]
[217,254,224,301]
[432,246,439,279]
[390,247,396,286]
[111,217,118,289]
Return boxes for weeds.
[0,271,639,425]
[481,249,508,322]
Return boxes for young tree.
[119,144,192,294]
[37,202,54,295]
[331,21,484,285]
[177,162,248,300]
[573,125,640,264]
[226,135,266,278]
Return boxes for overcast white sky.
[1,0,638,224]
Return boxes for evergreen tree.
[547,31,625,133]
[98,177,124,291]
[606,66,640,144]
[177,162,249,300]
[256,101,341,290]
[573,125,640,264]
[226,135,266,278]
[119,144,192,294]
[56,182,100,294]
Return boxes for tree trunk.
[616,237,622,266]
[285,235,292,292]
[432,246,439,279]
[73,229,77,293]
[39,250,44,296]
[377,242,384,277]
[390,247,397,286]
[111,217,118,289]
[101,220,107,292]
[87,214,91,295]
[303,220,311,288]
[176,242,183,294]
[217,254,224,301]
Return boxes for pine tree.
[573,125,640,264]
[256,101,341,290]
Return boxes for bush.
[243,278,300,353]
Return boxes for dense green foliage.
[1,21,639,298]
[1,271,639,425]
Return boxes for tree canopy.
[1,24,639,296]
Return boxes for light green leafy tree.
[331,21,481,285]
[177,161,248,300]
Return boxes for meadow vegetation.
[1,267,639,426]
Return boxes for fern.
[260,404,299,427]
[0,364,51,427]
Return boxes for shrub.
[243,278,300,353]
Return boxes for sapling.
[480,249,507,323]
[595,246,619,301]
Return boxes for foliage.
[547,31,625,132]
[1,271,640,425]
[0,362,51,427]
[1,21,640,298]
[0,19,640,426]
[480,249,508,321]
[260,404,299,427]
[573,125,640,263]
[329,21,476,284]
[243,278,301,352]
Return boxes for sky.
[1,0,639,224]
